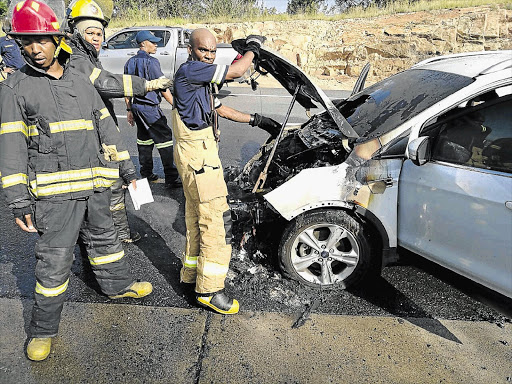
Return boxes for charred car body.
[229,44,512,298]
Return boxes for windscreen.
[335,69,474,141]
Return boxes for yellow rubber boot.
[26,337,52,361]
[109,281,153,299]
[197,290,239,315]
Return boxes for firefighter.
[124,30,181,188]
[65,0,172,242]
[0,0,152,361]
[0,18,24,79]
[172,28,280,314]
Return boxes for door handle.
[159,51,170,55]
[506,201,512,210]
[127,52,136,56]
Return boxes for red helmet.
[10,0,64,36]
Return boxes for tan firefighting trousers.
[171,109,232,294]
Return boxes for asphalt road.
[0,86,510,332]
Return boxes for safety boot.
[143,173,159,182]
[109,281,153,299]
[164,176,183,189]
[196,290,239,315]
[26,337,51,361]
[121,231,142,244]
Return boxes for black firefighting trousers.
[110,178,130,241]
[31,190,134,337]
[132,103,178,183]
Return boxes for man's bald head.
[188,28,217,64]
[190,28,216,49]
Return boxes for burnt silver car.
[229,44,512,298]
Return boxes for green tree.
[201,0,259,19]
[113,0,259,19]
[286,0,325,15]
[0,1,7,17]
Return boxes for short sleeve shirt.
[173,60,228,130]
[124,50,164,106]
[0,37,24,70]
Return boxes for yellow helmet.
[67,0,109,27]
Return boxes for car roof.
[412,50,512,77]
[117,26,184,31]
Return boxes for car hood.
[231,40,359,139]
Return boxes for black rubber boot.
[142,173,158,182]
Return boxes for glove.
[13,205,33,220]
[244,35,266,58]
[249,113,281,139]
[145,76,172,92]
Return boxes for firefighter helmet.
[9,0,64,36]
[67,0,109,27]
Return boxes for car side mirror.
[408,136,431,166]
[101,42,108,49]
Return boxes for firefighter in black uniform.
[0,0,152,361]
[64,0,173,242]
[124,30,181,188]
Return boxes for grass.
[108,0,511,27]
[335,0,511,20]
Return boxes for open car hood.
[232,40,359,139]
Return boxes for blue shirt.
[174,60,228,130]
[124,50,164,106]
[0,37,24,70]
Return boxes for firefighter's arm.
[0,84,37,232]
[216,104,251,123]
[75,58,147,99]
[161,89,173,107]
[217,104,281,138]
[125,97,134,126]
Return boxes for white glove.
[146,76,172,92]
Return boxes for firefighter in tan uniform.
[0,0,152,361]
[172,29,280,314]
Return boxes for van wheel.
[278,209,377,289]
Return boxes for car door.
[174,29,190,74]
[151,29,174,78]
[99,29,174,77]
[99,30,139,74]
[398,95,512,298]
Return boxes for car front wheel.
[278,209,377,289]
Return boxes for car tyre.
[278,209,377,289]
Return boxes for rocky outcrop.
[192,5,512,89]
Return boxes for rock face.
[190,5,512,89]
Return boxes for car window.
[431,97,512,173]
[107,30,169,49]
[336,69,474,140]
[107,31,138,49]
[150,30,170,48]
[181,30,191,47]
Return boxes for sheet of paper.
[128,178,154,210]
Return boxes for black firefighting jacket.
[0,54,136,211]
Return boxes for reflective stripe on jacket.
[68,33,146,101]
[0,58,136,210]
